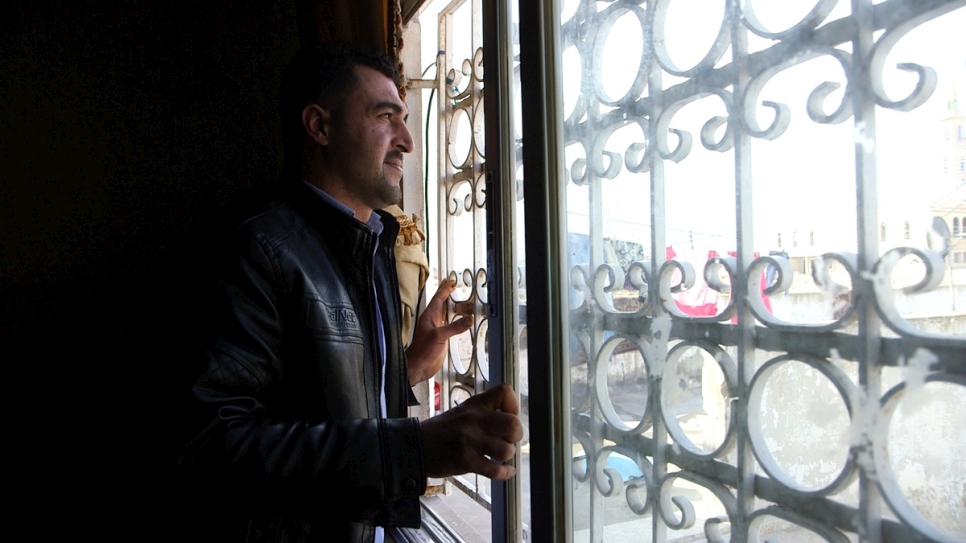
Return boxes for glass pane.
[546,1,966,542]
[418,1,494,540]
[509,0,532,537]
[420,0,531,540]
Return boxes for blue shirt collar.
[301,180,384,236]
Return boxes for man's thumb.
[475,383,519,415]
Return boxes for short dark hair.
[279,43,399,168]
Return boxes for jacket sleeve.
[176,227,426,526]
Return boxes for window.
[421,0,531,539]
[777,233,782,248]
[421,1,966,541]
[514,1,966,542]
[958,124,964,142]
[954,217,960,237]
[809,229,815,246]
[904,220,911,240]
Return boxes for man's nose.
[396,121,415,154]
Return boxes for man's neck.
[302,175,373,223]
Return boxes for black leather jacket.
[175,181,425,542]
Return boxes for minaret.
[934,80,966,268]
[940,86,965,183]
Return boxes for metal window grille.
[519,0,966,542]
[435,0,494,511]
[432,0,966,542]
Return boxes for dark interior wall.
[1,1,300,532]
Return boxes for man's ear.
[302,103,331,146]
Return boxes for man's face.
[326,65,414,213]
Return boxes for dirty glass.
[550,0,966,541]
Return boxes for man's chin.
[375,185,403,209]
[387,171,404,188]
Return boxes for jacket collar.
[282,179,401,250]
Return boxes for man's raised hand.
[405,278,472,385]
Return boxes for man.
[174,43,522,542]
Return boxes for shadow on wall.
[1,1,299,536]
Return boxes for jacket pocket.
[303,334,372,417]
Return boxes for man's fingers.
[422,393,523,481]
[425,278,456,312]
[485,462,517,481]
[467,454,517,481]
[478,436,517,463]
[482,412,524,442]
[435,316,472,339]
[474,383,520,415]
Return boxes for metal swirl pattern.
[661,341,738,459]
[873,372,966,543]
[747,354,858,496]
[435,0,497,512]
[560,0,966,541]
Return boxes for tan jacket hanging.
[384,204,428,347]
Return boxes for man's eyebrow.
[374,101,406,115]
